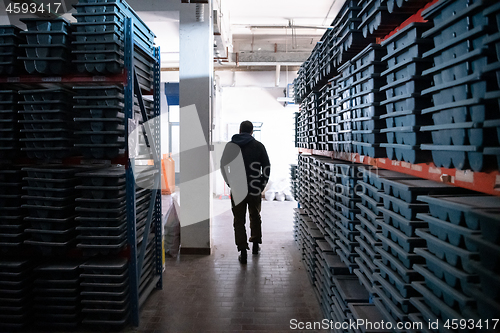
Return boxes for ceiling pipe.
[214,61,303,67]
[244,24,333,30]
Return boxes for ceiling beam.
[235,52,310,63]
[161,66,301,72]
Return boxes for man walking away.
[220,121,271,264]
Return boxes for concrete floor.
[131,199,327,333]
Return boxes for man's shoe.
[252,243,260,255]
[238,250,247,264]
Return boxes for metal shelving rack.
[123,17,163,327]
[294,0,500,330]
[0,16,162,329]
[295,0,500,198]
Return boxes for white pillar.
[178,1,213,254]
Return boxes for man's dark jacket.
[220,133,271,196]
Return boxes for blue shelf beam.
[124,16,162,327]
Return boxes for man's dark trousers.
[231,193,262,251]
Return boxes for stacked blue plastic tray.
[318,29,335,83]
[334,0,363,53]
[306,46,321,92]
[420,0,495,171]
[76,165,155,257]
[326,84,335,151]
[380,22,434,164]
[298,100,308,149]
[384,0,430,16]
[480,2,500,170]
[72,0,155,75]
[312,158,330,237]
[324,160,342,254]
[304,213,322,288]
[293,208,300,242]
[294,112,299,148]
[124,95,158,157]
[336,61,356,153]
[75,166,127,256]
[314,239,335,322]
[290,164,298,200]
[301,59,312,97]
[130,45,155,93]
[18,88,76,159]
[322,251,351,312]
[295,69,307,102]
[322,80,335,151]
[348,303,392,333]
[297,108,308,149]
[0,25,25,75]
[412,194,500,331]
[305,92,319,149]
[33,260,82,329]
[295,108,301,148]
[0,168,26,254]
[466,209,500,324]
[327,75,341,152]
[22,166,83,256]
[313,44,323,88]
[293,209,312,269]
[375,176,469,328]
[318,174,354,322]
[317,84,329,151]
[19,18,72,75]
[73,85,125,159]
[137,233,159,324]
[292,208,303,246]
[297,155,311,212]
[0,260,32,330]
[353,167,389,295]
[296,156,353,323]
[294,209,318,295]
[323,160,340,253]
[330,275,370,333]
[356,168,429,314]
[314,235,336,321]
[0,90,21,159]
[351,43,387,158]
[333,162,364,272]
[80,257,130,327]
[294,64,307,104]
[332,0,369,68]
[358,0,402,38]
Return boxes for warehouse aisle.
[131,200,327,333]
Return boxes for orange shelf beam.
[298,148,500,197]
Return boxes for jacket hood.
[231,133,255,147]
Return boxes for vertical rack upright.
[123,17,163,326]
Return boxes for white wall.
[161,71,180,82]
[160,70,299,197]
[214,70,299,196]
